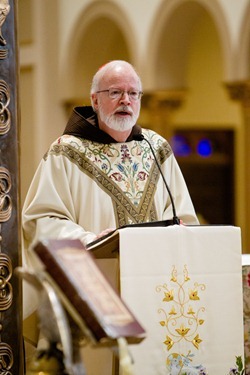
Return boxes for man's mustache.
[114,106,133,115]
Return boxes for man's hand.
[95,228,116,240]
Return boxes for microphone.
[134,133,180,225]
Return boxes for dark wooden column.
[0,0,23,373]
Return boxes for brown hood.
[63,106,142,143]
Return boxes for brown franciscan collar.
[63,106,142,143]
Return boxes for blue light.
[171,135,191,157]
[197,139,212,157]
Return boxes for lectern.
[91,225,244,375]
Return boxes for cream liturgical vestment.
[22,106,199,372]
[22,106,198,265]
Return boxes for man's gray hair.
[90,60,142,97]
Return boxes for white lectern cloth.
[119,225,244,375]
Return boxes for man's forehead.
[103,67,139,86]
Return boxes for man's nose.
[120,91,131,104]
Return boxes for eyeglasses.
[96,88,143,101]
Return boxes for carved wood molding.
[0,80,10,135]
[0,0,10,60]
[0,0,21,372]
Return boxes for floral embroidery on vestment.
[47,130,172,226]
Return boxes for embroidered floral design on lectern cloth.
[156,265,207,373]
[156,265,206,351]
[156,266,245,374]
[166,351,207,374]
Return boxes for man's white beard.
[98,104,139,132]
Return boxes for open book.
[34,239,146,345]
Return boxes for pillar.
[0,0,23,373]
[226,80,250,252]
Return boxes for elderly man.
[22,60,198,254]
[22,59,199,373]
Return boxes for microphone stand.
[134,133,180,225]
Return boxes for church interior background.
[18,0,250,252]
[17,0,250,368]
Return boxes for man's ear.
[91,94,98,111]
